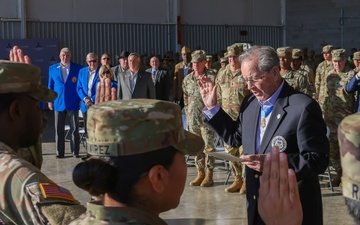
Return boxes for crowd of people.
[1,43,360,225]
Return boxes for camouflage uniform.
[300,64,316,97]
[216,60,249,179]
[315,45,335,100]
[70,99,204,224]
[69,201,167,225]
[318,50,355,179]
[315,61,334,100]
[281,70,309,94]
[338,113,360,206]
[0,60,85,224]
[183,68,216,170]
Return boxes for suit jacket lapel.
[122,71,132,94]
[244,97,260,154]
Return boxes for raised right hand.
[197,76,217,109]
[95,78,117,104]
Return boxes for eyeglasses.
[87,60,97,63]
[102,58,110,60]
[243,72,268,84]
[102,70,110,75]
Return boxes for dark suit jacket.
[117,69,155,100]
[146,68,171,101]
[206,81,329,225]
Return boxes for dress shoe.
[73,153,80,158]
[56,155,64,159]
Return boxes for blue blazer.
[76,66,100,113]
[345,72,360,112]
[48,62,83,111]
[93,78,118,103]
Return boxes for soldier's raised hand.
[9,46,32,64]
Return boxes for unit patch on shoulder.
[39,183,75,202]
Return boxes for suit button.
[253,195,256,200]
[254,174,259,179]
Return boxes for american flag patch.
[39,183,75,202]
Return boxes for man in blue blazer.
[117,53,155,100]
[199,46,329,225]
[76,52,100,129]
[48,47,83,158]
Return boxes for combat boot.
[239,179,246,194]
[190,168,205,186]
[331,169,342,187]
[200,168,214,187]
[225,175,243,193]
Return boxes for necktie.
[152,71,156,84]
[260,105,274,128]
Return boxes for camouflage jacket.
[294,67,315,98]
[215,67,250,120]
[315,61,334,100]
[318,68,355,128]
[69,201,167,225]
[281,70,309,95]
[0,142,85,225]
[182,69,216,127]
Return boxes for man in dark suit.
[146,55,171,101]
[117,53,155,100]
[48,47,83,158]
[198,45,329,225]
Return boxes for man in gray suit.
[117,53,155,100]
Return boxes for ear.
[147,165,167,193]
[8,98,22,122]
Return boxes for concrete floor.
[41,111,355,225]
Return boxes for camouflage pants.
[189,124,216,169]
[224,143,245,178]
[329,132,341,172]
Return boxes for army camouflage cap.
[181,46,191,54]
[321,45,334,54]
[353,51,360,60]
[191,50,207,63]
[292,49,302,59]
[338,113,360,201]
[227,44,243,57]
[0,60,57,102]
[220,57,228,63]
[331,49,346,61]
[86,99,205,157]
[277,47,293,57]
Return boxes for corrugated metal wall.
[181,25,283,54]
[1,21,282,64]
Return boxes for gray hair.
[239,45,280,72]
[86,52,98,60]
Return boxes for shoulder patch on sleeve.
[40,183,75,202]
